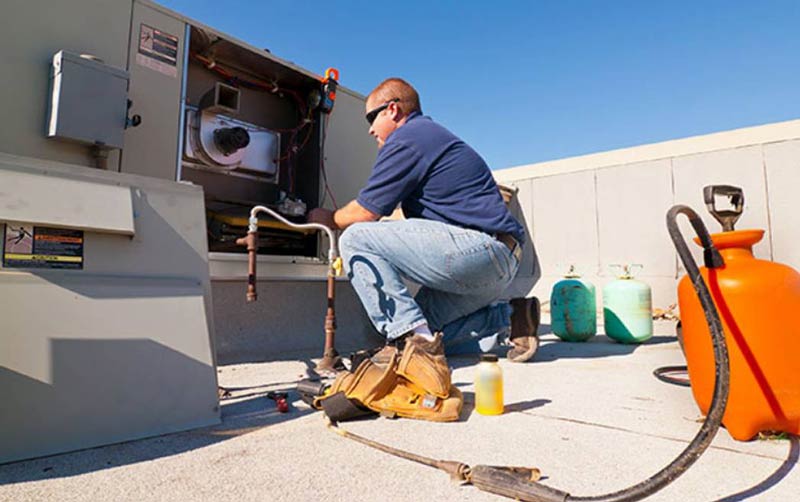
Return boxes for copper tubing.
[323,272,337,358]
[316,269,341,372]
[238,205,342,370]
[235,231,258,302]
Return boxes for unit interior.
[181,26,328,258]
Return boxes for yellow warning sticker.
[2,225,84,270]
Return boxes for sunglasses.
[365,98,400,125]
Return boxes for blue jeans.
[339,219,519,354]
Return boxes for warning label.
[2,225,84,270]
[136,23,179,78]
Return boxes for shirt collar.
[385,111,423,144]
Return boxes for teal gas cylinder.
[603,265,653,343]
[550,266,597,342]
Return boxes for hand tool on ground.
[267,391,289,413]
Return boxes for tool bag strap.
[313,352,398,414]
[319,391,375,422]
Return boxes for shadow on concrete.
[535,335,677,362]
[459,392,551,420]
[218,379,314,401]
[205,388,315,436]
[715,435,800,502]
[0,381,311,485]
[0,339,218,469]
[447,355,482,371]
[505,398,552,414]
[460,391,475,419]
[444,334,677,369]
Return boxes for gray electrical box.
[46,50,129,149]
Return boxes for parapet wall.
[494,119,800,314]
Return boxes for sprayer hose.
[565,205,730,502]
[653,365,691,387]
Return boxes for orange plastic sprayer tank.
[678,229,800,440]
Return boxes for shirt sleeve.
[357,141,426,216]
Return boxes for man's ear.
[389,101,404,122]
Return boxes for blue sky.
[159,0,800,170]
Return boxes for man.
[308,78,538,363]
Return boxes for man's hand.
[307,201,380,231]
[308,208,337,229]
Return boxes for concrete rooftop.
[1,318,798,502]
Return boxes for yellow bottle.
[475,354,504,415]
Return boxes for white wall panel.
[764,139,800,269]
[496,122,800,320]
[596,160,675,278]
[672,146,771,264]
[531,170,599,278]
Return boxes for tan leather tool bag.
[315,348,463,422]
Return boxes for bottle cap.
[480,353,498,362]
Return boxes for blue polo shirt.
[357,112,525,244]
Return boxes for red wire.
[193,52,336,207]
[320,114,338,210]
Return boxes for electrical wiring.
[193,51,340,212]
[191,52,315,189]
[319,114,339,210]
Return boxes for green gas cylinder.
[550,266,596,342]
[603,265,653,343]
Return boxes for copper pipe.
[238,205,342,371]
[235,231,258,302]
[323,272,337,357]
[316,265,341,372]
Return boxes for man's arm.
[308,200,379,230]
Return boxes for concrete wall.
[494,120,800,313]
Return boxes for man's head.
[365,78,421,147]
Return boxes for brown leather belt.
[496,233,522,261]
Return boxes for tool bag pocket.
[315,351,462,422]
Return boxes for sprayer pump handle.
[703,185,744,232]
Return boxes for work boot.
[370,344,399,365]
[405,332,445,357]
[508,297,540,363]
[371,332,444,365]
[396,332,451,398]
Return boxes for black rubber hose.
[653,365,691,387]
[564,205,731,502]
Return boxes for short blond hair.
[368,78,422,114]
